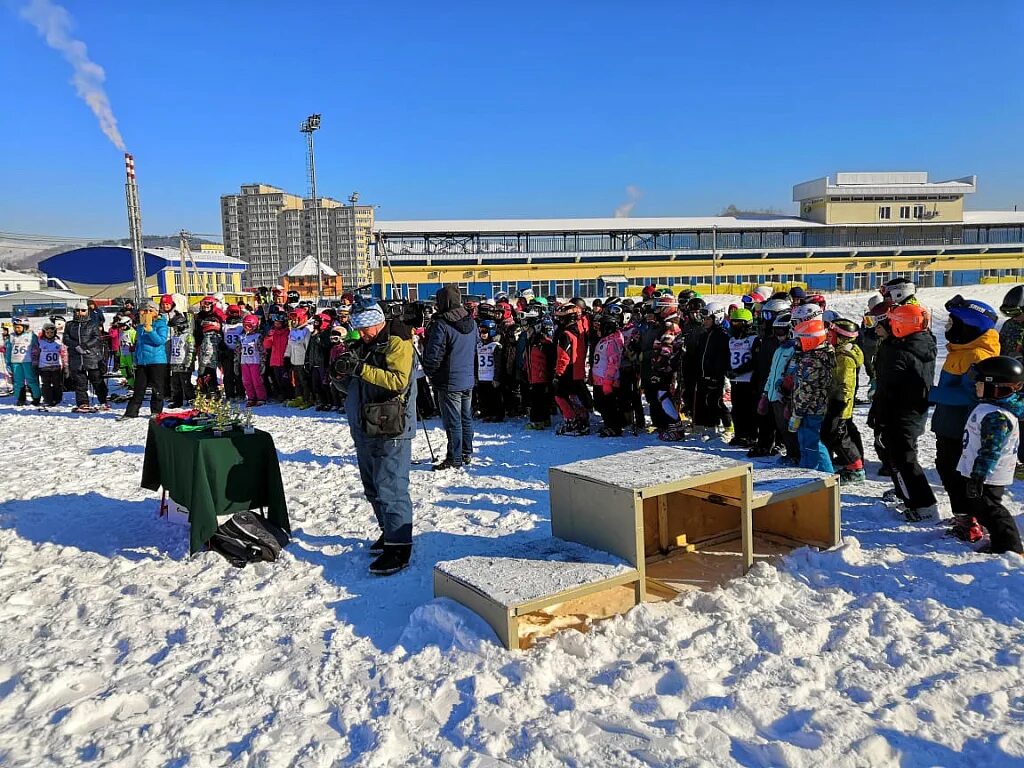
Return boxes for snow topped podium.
[434,447,840,649]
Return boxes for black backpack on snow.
[208,511,290,568]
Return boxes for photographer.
[334,303,417,576]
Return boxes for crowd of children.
[2,280,1021,554]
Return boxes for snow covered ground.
[1,286,1023,767]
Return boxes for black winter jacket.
[695,326,731,386]
[63,319,105,371]
[871,330,937,427]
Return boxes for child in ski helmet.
[36,322,68,407]
[726,308,759,448]
[238,314,267,407]
[824,318,866,483]
[476,319,505,422]
[167,312,196,408]
[5,317,41,406]
[788,318,835,473]
[957,356,1024,553]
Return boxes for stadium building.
[372,172,1024,301]
[38,244,247,300]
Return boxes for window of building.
[531,281,548,298]
[899,206,911,219]
[913,204,925,219]
[491,281,504,298]
[878,206,891,220]
[456,282,470,298]
[553,280,573,298]
[577,279,597,298]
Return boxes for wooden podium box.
[550,447,840,599]
[434,538,642,650]
[434,447,842,650]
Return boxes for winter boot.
[882,489,903,504]
[949,515,985,543]
[369,544,411,576]
[526,420,550,431]
[555,419,576,436]
[368,534,386,554]
[598,426,623,438]
[838,468,866,484]
[432,457,462,471]
[903,504,937,522]
[658,421,689,442]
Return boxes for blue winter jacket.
[422,311,478,391]
[134,316,169,365]
[763,341,797,403]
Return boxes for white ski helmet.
[865,292,885,311]
[883,279,916,305]
[704,302,727,324]
[754,285,774,302]
[790,303,824,325]
[762,298,791,315]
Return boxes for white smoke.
[614,185,642,218]
[20,0,126,151]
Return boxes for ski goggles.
[944,294,998,323]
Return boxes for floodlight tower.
[300,114,324,300]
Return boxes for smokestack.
[124,153,146,301]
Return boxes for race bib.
[170,336,187,365]
[42,351,60,365]
[241,341,261,365]
[10,342,29,362]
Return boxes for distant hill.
[0,234,222,271]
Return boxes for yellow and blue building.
[38,244,247,300]
[373,172,1024,301]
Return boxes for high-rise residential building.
[220,184,304,287]
[221,183,375,290]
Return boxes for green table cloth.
[141,420,290,554]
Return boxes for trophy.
[213,396,231,435]
[242,405,255,434]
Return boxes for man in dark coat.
[64,302,110,412]
[692,303,732,434]
[422,285,478,470]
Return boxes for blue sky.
[1,0,1022,239]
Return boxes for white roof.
[793,172,977,202]
[963,210,1024,225]
[377,214,819,235]
[283,255,337,277]
[378,209,1024,236]
[146,246,246,267]
[0,268,44,282]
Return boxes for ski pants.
[271,365,293,399]
[124,363,168,417]
[694,380,731,429]
[968,484,1023,554]
[169,370,195,407]
[12,362,40,402]
[594,386,625,433]
[730,380,758,441]
[643,380,671,430]
[220,353,240,398]
[620,369,645,430]
[797,414,834,473]
[353,432,413,545]
[771,400,800,459]
[554,378,590,424]
[877,418,936,510]
[476,381,505,421]
[822,401,863,469]
[528,383,552,424]
[39,368,64,406]
[292,364,312,402]
[240,363,266,403]
[71,366,107,407]
[935,435,969,520]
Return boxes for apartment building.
[221,183,375,289]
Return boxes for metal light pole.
[711,224,718,295]
[300,114,324,301]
